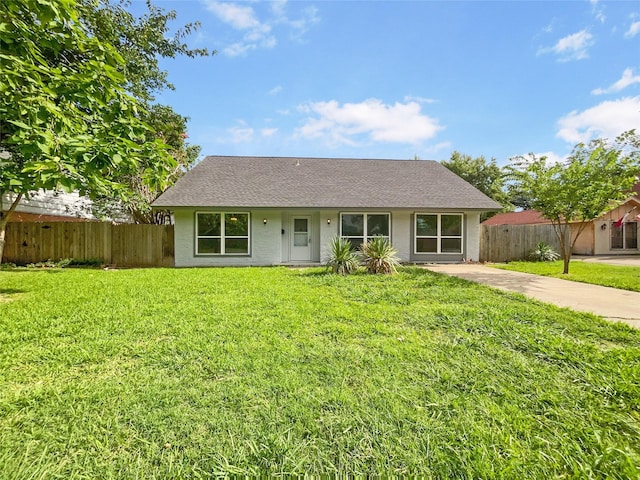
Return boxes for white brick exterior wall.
[465,212,481,262]
[173,207,484,267]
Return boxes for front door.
[291,216,312,261]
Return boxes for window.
[611,221,638,250]
[340,213,390,249]
[415,213,463,254]
[196,212,250,255]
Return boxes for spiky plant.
[326,236,360,275]
[360,236,400,274]
[529,241,561,262]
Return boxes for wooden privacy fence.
[480,224,565,263]
[3,222,174,267]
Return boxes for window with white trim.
[611,221,638,250]
[415,213,463,254]
[196,212,250,255]
[340,213,390,250]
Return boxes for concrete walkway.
[573,255,640,267]
[424,264,640,329]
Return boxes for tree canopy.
[78,0,209,103]
[0,0,203,261]
[90,105,202,223]
[441,152,512,219]
[507,131,640,273]
[75,0,209,222]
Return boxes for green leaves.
[506,131,640,272]
[0,0,174,214]
[441,151,512,219]
[1,0,205,241]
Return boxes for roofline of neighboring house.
[1,211,96,222]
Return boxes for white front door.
[291,216,312,261]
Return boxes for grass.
[0,267,639,478]
[492,260,640,292]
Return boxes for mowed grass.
[0,267,639,478]
[492,260,640,292]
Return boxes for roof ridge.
[201,155,439,163]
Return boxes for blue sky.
[141,0,640,165]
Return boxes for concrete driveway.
[424,264,640,329]
[573,255,640,267]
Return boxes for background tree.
[79,0,209,103]
[0,0,177,262]
[441,152,512,220]
[76,0,210,222]
[2,0,210,239]
[90,105,201,223]
[507,131,640,274]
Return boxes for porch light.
[327,218,331,225]
[263,218,267,225]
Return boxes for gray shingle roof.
[152,156,502,210]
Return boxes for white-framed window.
[415,213,463,254]
[611,221,638,250]
[195,212,250,255]
[340,213,390,250]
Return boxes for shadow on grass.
[0,288,25,295]
[0,267,64,274]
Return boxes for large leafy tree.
[79,0,209,103]
[0,0,177,262]
[507,131,640,274]
[441,152,511,220]
[90,105,201,223]
[76,0,209,222]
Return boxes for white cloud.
[269,85,283,95]
[295,98,443,145]
[556,96,640,143]
[203,0,318,56]
[508,151,568,167]
[261,128,278,137]
[592,68,640,95]
[273,1,320,37]
[535,151,567,165]
[421,141,452,156]
[542,20,555,34]
[226,121,254,143]
[404,95,437,104]
[203,1,275,56]
[204,2,263,30]
[590,0,606,24]
[537,30,594,62]
[625,21,640,38]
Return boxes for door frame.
[290,215,312,261]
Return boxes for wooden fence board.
[3,222,174,267]
[480,224,564,263]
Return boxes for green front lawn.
[1,267,639,477]
[492,260,640,292]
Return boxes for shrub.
[326,236,360,275]
[360,236,400,274]
[529,242,560,262]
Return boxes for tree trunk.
[0,193,23,264]
[553,220,572,274]
[0,218,8,266]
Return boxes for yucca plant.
[529,241,560,262]
[326,236,360,275]
[360,236,400,274]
